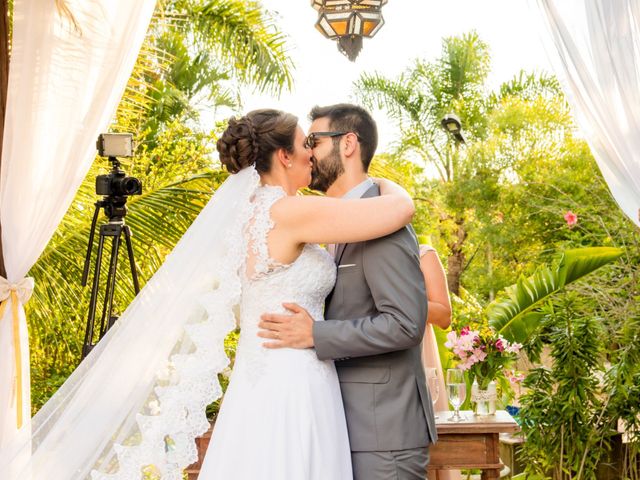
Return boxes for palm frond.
[493,70,563,104]
[185,0,293,95]
[355,72,429,128]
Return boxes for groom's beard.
[310,145,344,193]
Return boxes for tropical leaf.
[168,0,294,95]
[355,72,429,127]
[487,247,624,343]
[492,70,563,104]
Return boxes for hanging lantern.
[311,0,388,61]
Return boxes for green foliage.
[125,0,293,147]
[519,298,609,479]
[206,328,239,421]
[487,247,623,344]
[177,0,293,94]
[511,473,548,480]
[603,312,640,479]
[355,31,490,183]
[354,30,583,298]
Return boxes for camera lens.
[121,177,142,195]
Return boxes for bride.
[1,109,414,479]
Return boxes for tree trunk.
[487,243,494,301]
[446,219,466,296]
[0,0,9,279]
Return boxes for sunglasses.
[304,131,359,149]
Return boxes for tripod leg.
[123,225,140,293]
[99,231,121,338]
[81,204,101,287]
[82,233,106,359]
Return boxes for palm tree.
[354,32,565,296]
[355,32,489,183]
[26,0,294,410]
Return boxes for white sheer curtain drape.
[0,0,156,450]
[535,0,640,228]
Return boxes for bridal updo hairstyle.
[217,109,298,174]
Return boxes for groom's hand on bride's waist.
[258,303,314,349]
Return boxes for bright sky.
[237,0,554,153]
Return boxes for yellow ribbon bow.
[0,276,34,429]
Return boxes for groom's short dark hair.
[309,103,378,172]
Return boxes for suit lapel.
[334,182,380,266]
[335,243,347,265]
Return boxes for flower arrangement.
[445,325,523,390]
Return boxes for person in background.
[419,244,460,480]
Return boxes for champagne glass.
[426,367,440,419]
[446,368,466,422]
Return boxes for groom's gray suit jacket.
[313,183,438,452]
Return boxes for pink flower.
[444,331,458,349]
[564,211,578,228]
[458,331,479,352]
[505,342,522,354]
[495,338,505,352]
[458,356,476,371]
[471,348,487,363]
[452,346,465,357]
[460,326,471,336]
[507,370,525,384]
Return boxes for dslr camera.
[95,133,142,197]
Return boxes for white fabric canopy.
[535,0,640,228]
[0,0,156,452]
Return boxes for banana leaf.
[488,247,623,343]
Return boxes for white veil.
[1,166,261,479]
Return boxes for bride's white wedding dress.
[199,185,352,479]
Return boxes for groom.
[258,103,437,479]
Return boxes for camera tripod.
[81,180,141,360]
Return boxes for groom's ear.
[343,132,358,158]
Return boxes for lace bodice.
[234,185,337,382]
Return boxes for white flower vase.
[471,380,497,416]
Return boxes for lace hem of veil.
[89,169,260,480]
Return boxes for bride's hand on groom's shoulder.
[258,303,315,349]
[372,177,413,204]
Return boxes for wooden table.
[427,410,520,480]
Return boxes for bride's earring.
[287,163,292,168]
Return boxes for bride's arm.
[271,178,415,245]
[420,249,452,329]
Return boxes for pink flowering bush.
[564,210,578,228]
[445,325,523,390]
